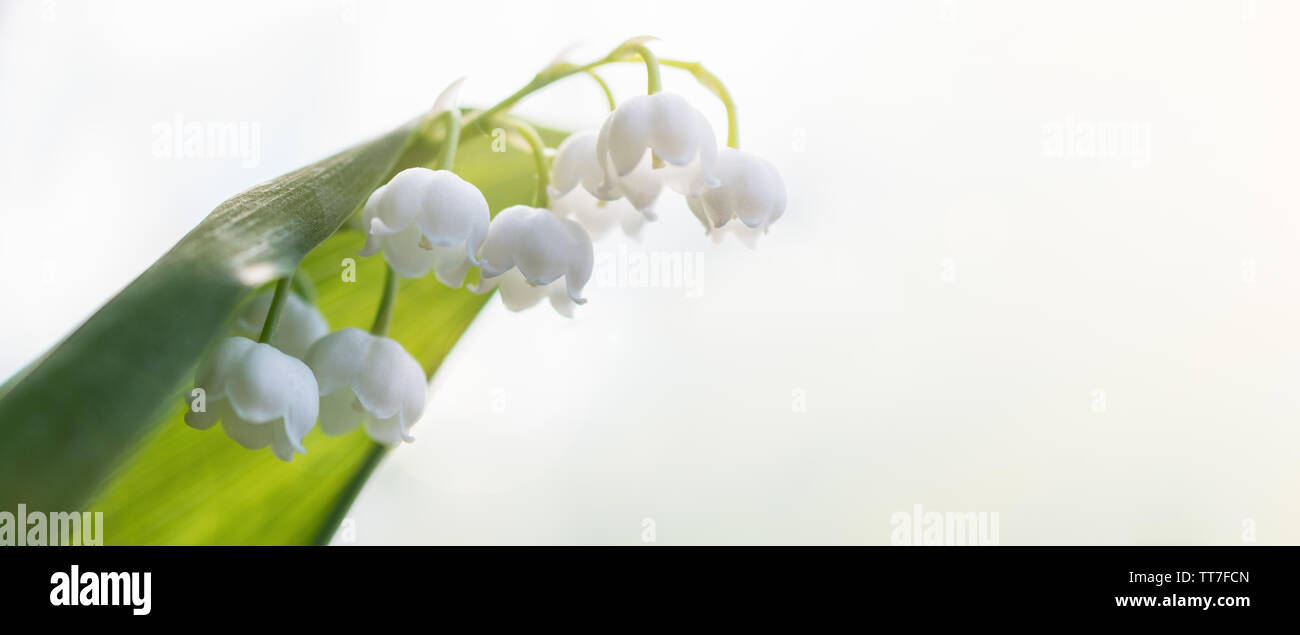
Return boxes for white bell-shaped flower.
[475,205,594,306]
[686,148,786,232]
[184,336,320,462]
[551,188,647,241]
[358,167,490,286]
[305,328,427,445]
[233,290,328,359]
[472,269,580,318]
[552,131,662,219]
[595,92,721,198]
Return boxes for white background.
[2,0,1299,544]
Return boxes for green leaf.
[0,116,557,544]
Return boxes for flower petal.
[279,358,320,452]
[547,282,577,318]
[221,409,273,450]
[193,336,257,401]
[698,148,786,230]
[318,387,365,436]
[382,224,437,279]
[269,421,298,462]
[184,396,223,430]
[648,92,699,166]
[616,155,663,218]
[353,336,425,421]
[686,195,711,231]
[273,295,330,359]
[477,206,593,307]
[364,413,410,446]
[414,170,490,248]
[371,168,439,236]
[432,243,472,288]
[495,269,549,311]
[551,132,597,198]
[226,343,315,424]
[358,186,388,256]
[305,328,370,395]
[559,216,593,304]
[553,189,616,239]
[602,94,655,177]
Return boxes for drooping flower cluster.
[189,289,430,460]
[550,92,785,242]
[186,40,790,461]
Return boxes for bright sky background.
[2,0,1299,544]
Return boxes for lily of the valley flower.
[473,268,581,318]
[474,205,594,310]
[595,92,721,198]
[185,336,320,462]
[551,188,647,241]
[305,328,427,445]
[552,131,662,219]
[686,148,786,233]
[234,290,328,359]
[358,167,490,287]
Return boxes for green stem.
[460,43,733,149]
[585,69,617,111]
[258,276,293,344]
[659,59,739,149]
[499,116,550,207]
[462,62,602,133]
[433,108,463,171]
[369,264,399,337]
[625,43,662,94]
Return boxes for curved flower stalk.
[358,167,490,287]
[233,290,328,359]
[305,328,427,445]
[184,336,320,462]
[686,148,786,233]
[595,92,721,198]
[473,205,594,313]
